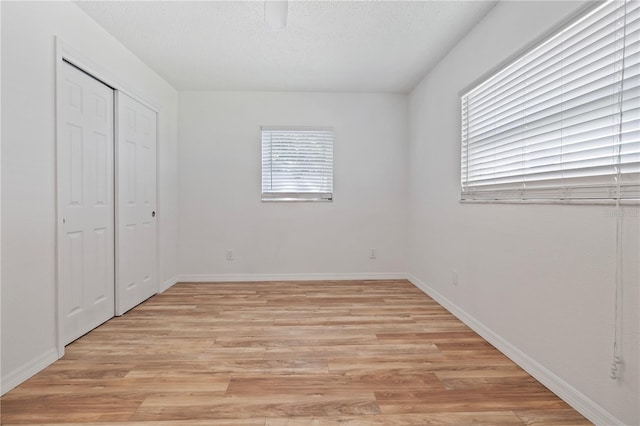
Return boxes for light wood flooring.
[1,280,591,425]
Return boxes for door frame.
[54,38,160,357]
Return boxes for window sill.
[261,198,333,203]
[459,198,640,206]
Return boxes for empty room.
[1,0,638,425]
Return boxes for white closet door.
[59,61,115,344]
[116,92,157,315]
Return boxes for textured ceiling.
[75,1,497,93]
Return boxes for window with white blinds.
[461,0,639,201]
[261,127,334,201]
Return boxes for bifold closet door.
[59,61,115,345]
[116,92,158,315]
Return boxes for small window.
[461,0,639,201]
[261,127,334,201]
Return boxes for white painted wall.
[1,1,178,392]
[407,1,639,425]
[178,92,407,280]
[3,1,637,423]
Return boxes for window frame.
[459,0,640,204]
[260,126,335,203]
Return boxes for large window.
[261,127,334,201]
[461,0,639,201]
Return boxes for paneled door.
[59,61,115,345]
[116,92,157,315]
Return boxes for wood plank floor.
[1,280,591,425]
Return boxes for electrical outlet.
[452,270,459,286]
[369,248,377,259]
[225,249,234,260]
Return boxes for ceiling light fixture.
[265,0,288,32]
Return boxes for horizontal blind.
[261,128,334,201]
[461,0,640,201]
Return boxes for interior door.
[116,92,157,315]
[59,61,115,345]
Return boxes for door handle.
[152,211,156,218]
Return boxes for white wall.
[1,1,178,392]
[407,1,639,425]
[3,1,638,423]
[178,92,407,280]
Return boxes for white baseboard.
[178,272,408,283]
[406,273,623,426]
[159,275,178,292]
[1,347,58,396]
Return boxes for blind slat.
[461,0,639,201]
[262,128,334,200]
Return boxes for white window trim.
[460,0,640,204]
[261,126,334,202]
